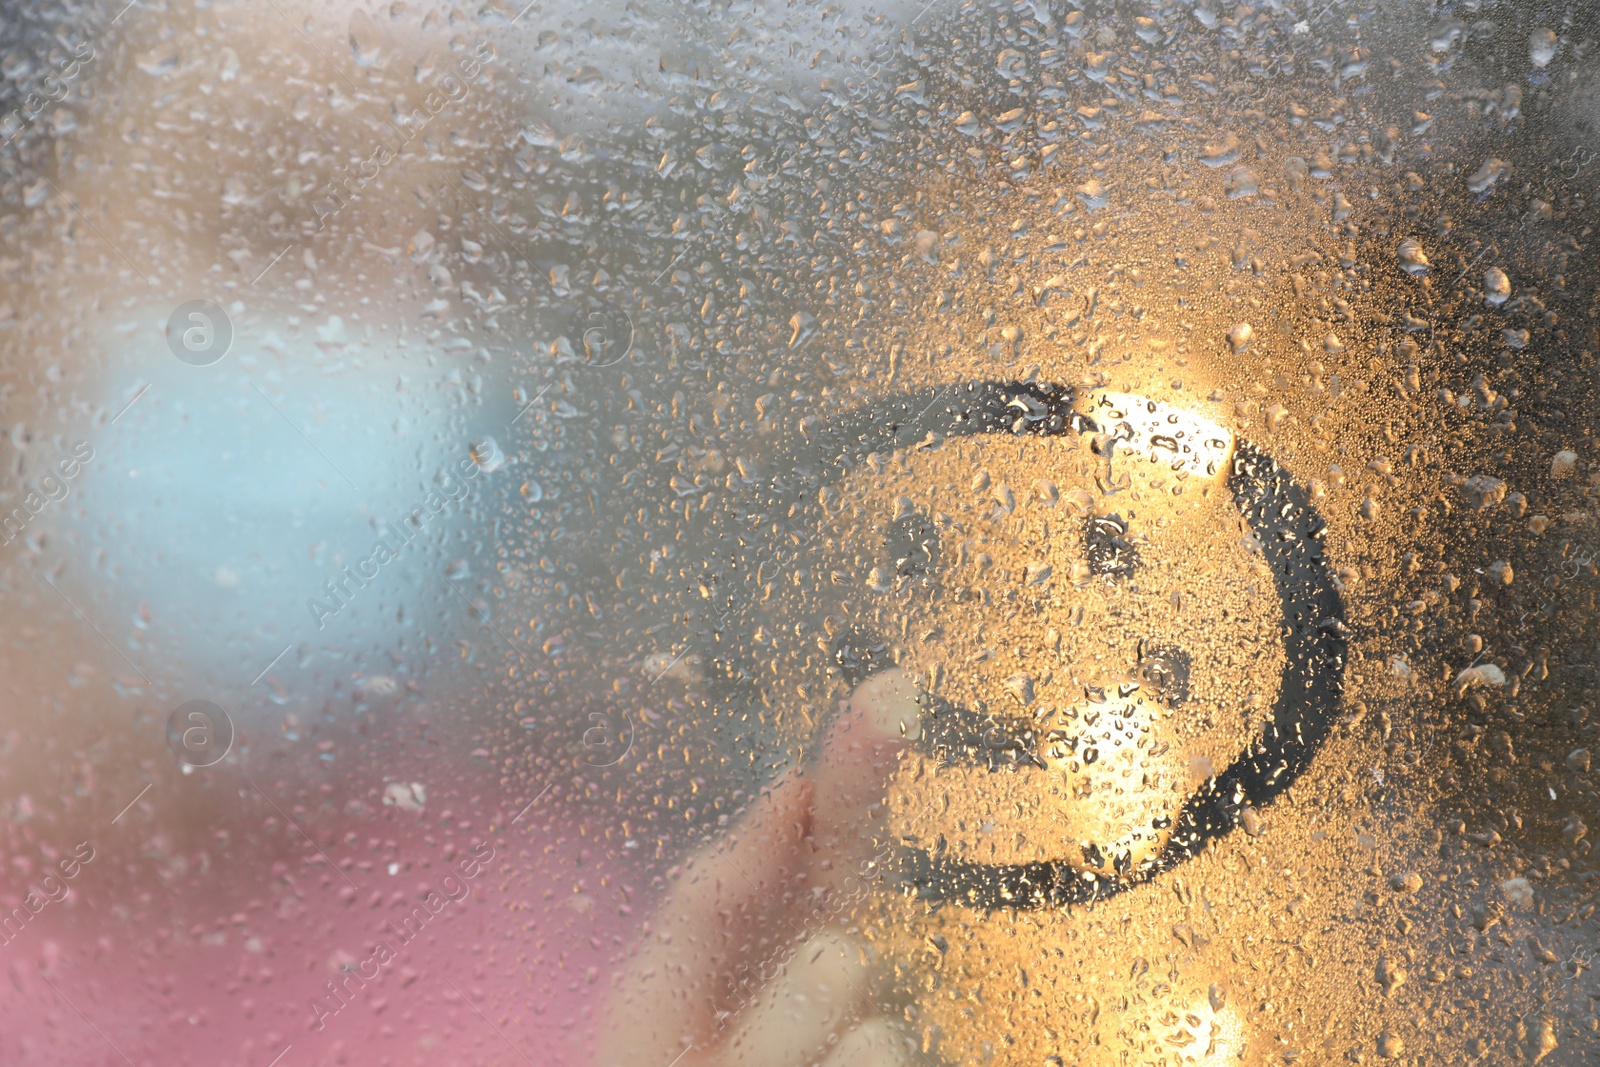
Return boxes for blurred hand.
[597,669,923,1067]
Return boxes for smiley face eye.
[1085,513,1139,578]
[886,508,940,577]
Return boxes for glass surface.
[0,0,1596,1064]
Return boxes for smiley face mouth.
[890,673,1194,881]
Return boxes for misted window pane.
[0,1,1596,1065]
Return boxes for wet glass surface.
[0,0,1598,1063]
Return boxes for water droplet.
[1396,237,1429,277]
[1003,674,1035,705]
[1376,955,1406,994]
[348,9,382,67]
[136,47,180,76]
[789,311,817,349]
[1388,871,1423,893]
[1075,179,1108,212]
[1530,1014,1558,1062]
[1429,18,1464,52]
[1467,157,1507,194]
[382,781,426,813]
[1224,166,1259,199]
[471,436,505,473]
[1460,474,1505,509]
[1199,132,1240,167]
[1034,274,1071,306]
[1454,663,1506,693]
[1502,876,1535,908]
[1484,267,1510,305]
[1227,323,1254,354]
[1529,28,1559,69]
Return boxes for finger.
[814,1018,916,1067]
[715,931,872,1067]
[597,773,816,1067]
[602,671,918,1067]
[806,668,921,872]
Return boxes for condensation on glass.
[0,0,1596,1064]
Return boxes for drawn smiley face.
[771,382,1344,907]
